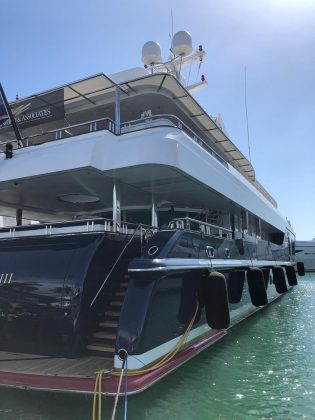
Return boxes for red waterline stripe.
[0,329,226,395]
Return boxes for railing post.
[113,181,121,232]
[115,87,121,135]
[151,195,158,227]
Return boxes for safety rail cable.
[111,300,199,377]
[89,223,142,308]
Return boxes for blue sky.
[1,0,315,239]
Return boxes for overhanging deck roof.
[3,72,278,207]
[6,72,254,180]
[119,73,255,181]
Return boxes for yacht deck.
[0,351,113,378]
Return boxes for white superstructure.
[0,31,292,248]
[296,241,315,271]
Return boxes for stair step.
[115,291,125,297]
[99,321,118,328]
[120,282,128,288]
[87,344,115,353]
[105,310,120,317]
[110,301,123,307]
[93,332,116,340]
[123,274,130,279]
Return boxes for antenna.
[244,66,252,163]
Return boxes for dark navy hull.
[0,227,294,358]
[0,232,140,356]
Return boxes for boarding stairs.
[86,223,153,357]
[86,274,129,357]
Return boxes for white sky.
[1,0,315,239]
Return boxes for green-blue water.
[0,274,314,420]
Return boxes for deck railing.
[0,114,228,169]
[168,217,233,239]
[0,217,154,239]
[0,114,275,206]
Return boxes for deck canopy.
[1,72,255,181]
[0,71,278,208]
[119,73,255,181]
[0,74,119,142]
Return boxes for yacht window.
[168,234,199,258]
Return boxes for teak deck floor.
[0,351,113,378]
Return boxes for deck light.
[4,143,13,159]
[58,194,100,203]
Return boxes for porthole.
[148,245,159,256]
[206,246,214,258]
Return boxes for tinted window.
[168,234,200,258]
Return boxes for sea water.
[0,274,314,420]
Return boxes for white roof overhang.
[6,72,276,207]
[120,73,256,182]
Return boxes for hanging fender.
[204,271,230,329]
[297,262,305,276]
[227,270,245,303]
[272,266,288,293]
[285,265,298,286]
[261,268,271,290]
[247,267,268,307]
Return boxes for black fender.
[247,268,268,306]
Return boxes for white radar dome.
[142,41,162,65]
[172,31,193,57]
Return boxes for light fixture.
[58,194,100,204]
[4,143,13,159]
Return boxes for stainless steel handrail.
[119,114,228,167]
[168,217,233,239]
[0,114,228,169]
[89,223,144,308]
[0,217,155,239]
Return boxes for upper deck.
[0,71,276,209]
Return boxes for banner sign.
[0,89,65,130]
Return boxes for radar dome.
[142,41,162,65]
[172,31,193,57]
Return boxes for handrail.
[0,217,155,239]
[0,113,228,169]
[0,113,275,207]
[119,114,228,168]
[0,117,116,149]
[89,223,143,308]
[168,217,233,239]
